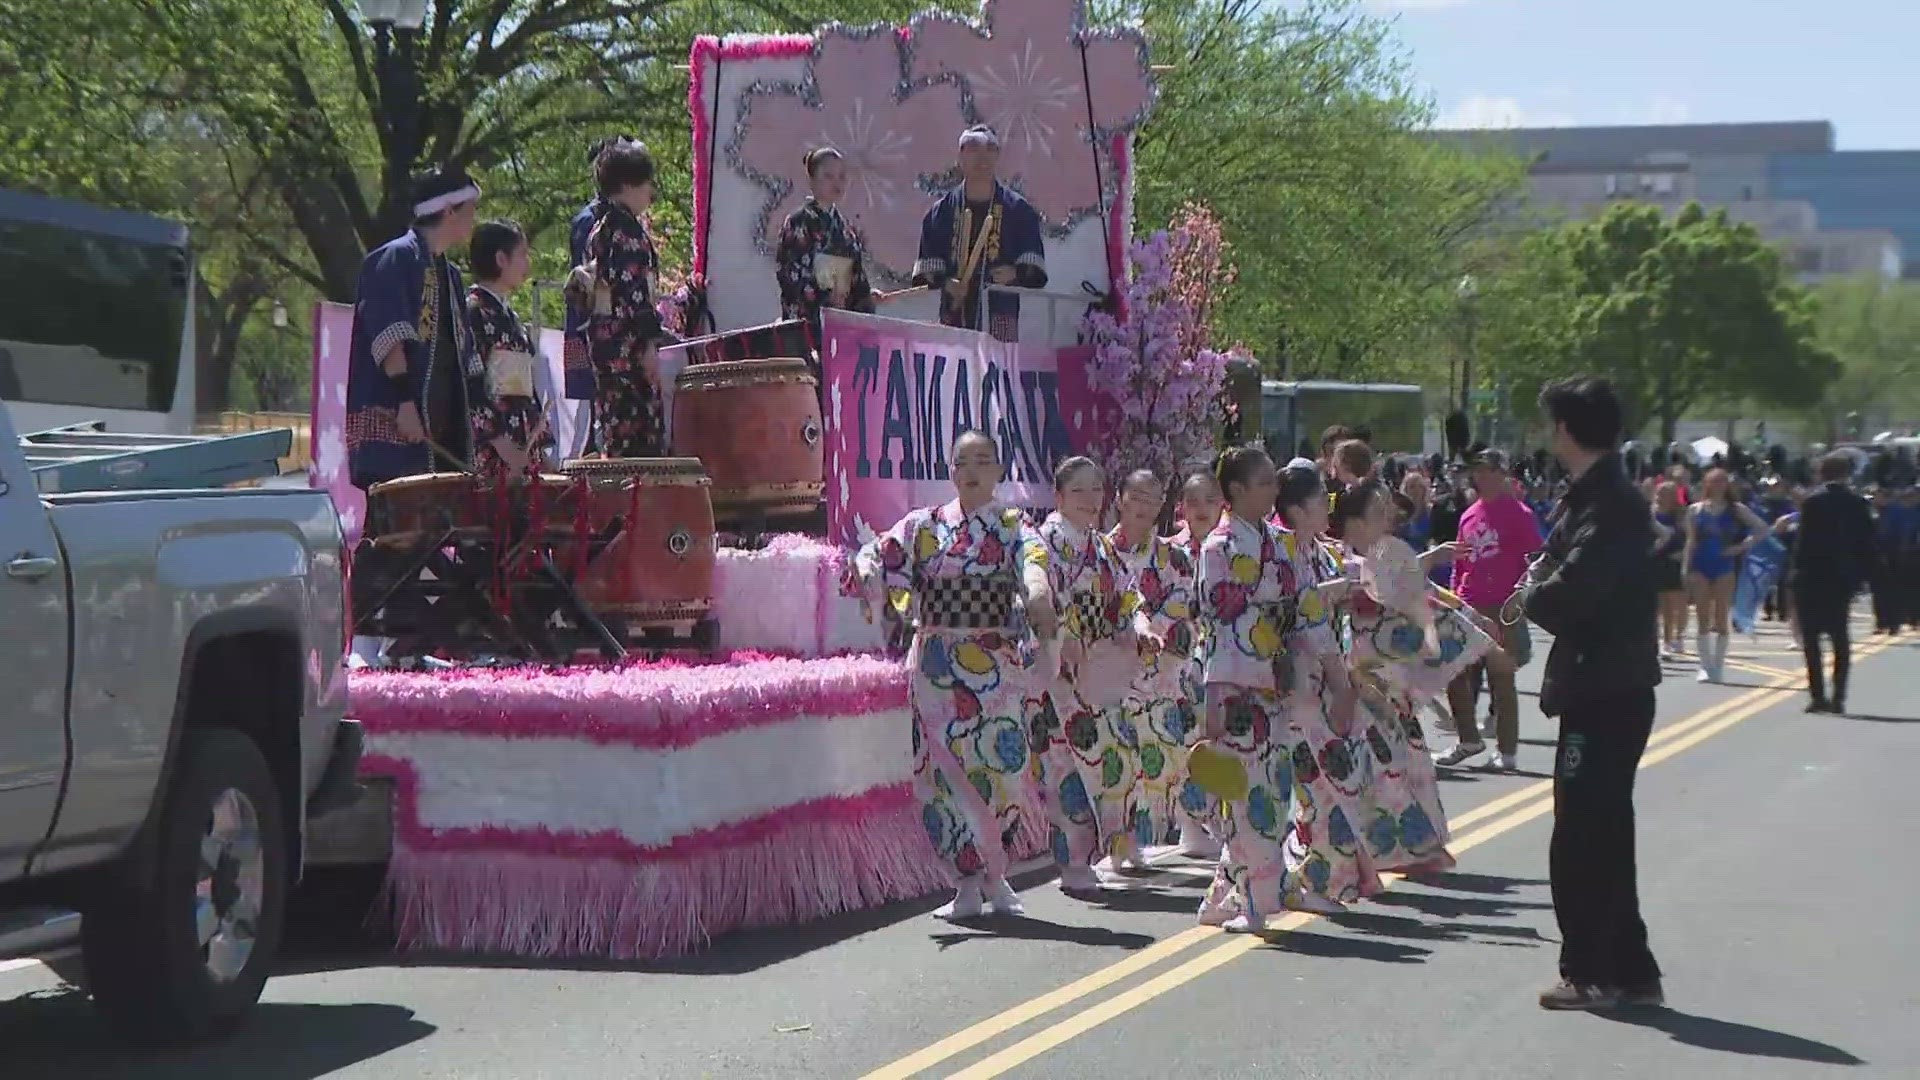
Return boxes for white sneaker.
[934,878,986,921]
[1176,833,1222,860]
[1487,751,1518,772]
[1059,865,1104,894]
[987,877,1025,917]
[1222,912,1268,934]
[1433,742,1488,767]
[1197,896,1239,926]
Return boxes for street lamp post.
[360,0,431,237]
[1456,273,1478,438]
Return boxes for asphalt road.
[4,615,1916,1079]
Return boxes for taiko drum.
[365,471,576,549]
[671,357,824,519]
[560,457,715,624]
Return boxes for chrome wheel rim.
[195,787,264,983]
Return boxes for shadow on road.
[1366,889,1554,920]
[929,918,1156,951]
[1833,712,1917,724]
[1417,871,1549,893]
[1259,930,1430,964]
[0,990,433,1078]
[1328,910,1547,947]
[1601,1007,1865,1066]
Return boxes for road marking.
[861,640,1892,1080]
[0,958,46,975]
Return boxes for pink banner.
[820,309,1101,546]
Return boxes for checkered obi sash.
[917,573,1017,630]
[1067,589,1124,644]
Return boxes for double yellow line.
[862,639,1892,1080]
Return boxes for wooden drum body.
[365,472,576,548]
[670,357,824,519]
[561,457,715,624]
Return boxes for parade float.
[311,0,1178,961]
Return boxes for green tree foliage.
[1807,276,1920,438]
[1475,201,1837,443]
[1105,0,1524,382]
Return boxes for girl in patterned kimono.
[774,147,876,353]
[1332,481,1498,877]
[575,139,668,458]
[1032,458,1144,891]
[854,430,1058,921]
[1168,469,1227,859]
[465,220,554,478]
[1189,447,1326,933]
[1273,463,1380,915]
[1109,469,1201,857]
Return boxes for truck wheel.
[81,729,288,1045]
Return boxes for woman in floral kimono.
[774,147,876,354]
[1109,469,1201,857]
[1189,447,1330,933]
[1273,463,1379,915]
[1167,469,1227,858]
[465,220,553,478]
[1332,481,1497,877]
[1032,457,1142,892]
[855,430,1057,921]
[576,139,668,458]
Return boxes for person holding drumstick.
[774,146,876,356]
[345,166,485,489]
[911,125,1047,343]
[466,220,553,478]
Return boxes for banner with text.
[820,309,1102,546]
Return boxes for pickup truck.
[0,403,362,1044]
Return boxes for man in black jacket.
[1790,454,1876,714]
[1522,376,1664,1012]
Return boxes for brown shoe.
[1539,980,1620,1011]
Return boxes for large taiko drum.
[671,357,824,519]
[560,457,715,624]
[365,472,576,548]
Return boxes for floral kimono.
[1277,529,1384,905]
[1111,524,1200,848]
[1192,514,1301,919]
[857,500,1049,885]
[1031,514,1142,869]
[465,285,555,477]
[1345,537,1495,873]
[774,197,876,350]
[583,202,666,458]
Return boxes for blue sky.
[1366,0,1920,149]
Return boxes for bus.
[1258,381,1431,461]
[0,187,197,435]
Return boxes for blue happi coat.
[344,229,483,489]
[911,181,1046,342]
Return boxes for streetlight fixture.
[359,0,428,30]
[361,0,432,236]
[271,300,289,329]
[1455,274,1479,422]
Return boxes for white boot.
[934,876,986,921]
[1696,633,1716,683]
[1710,633,1731,682]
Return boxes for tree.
[1474,201,1838,443]
[1101,0,1524,384]
[1808,277,1920,439]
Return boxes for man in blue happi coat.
[911,125,1047,343]
[344,166,485,489]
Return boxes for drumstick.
[424,436,477,475]
[874,285,933,305]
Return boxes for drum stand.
[351,527,630,666]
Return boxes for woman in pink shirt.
[1436,449,1535,771]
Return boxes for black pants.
[1795,586,1851,707]
[1551,687,1661,988]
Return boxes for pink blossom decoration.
[907,0,1156,229]
[1082,204,1242,485]
[730,26,968,282]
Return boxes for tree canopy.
[1472,201,1838,443]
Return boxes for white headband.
[959,128,1000,149]
[413,183,482,218]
